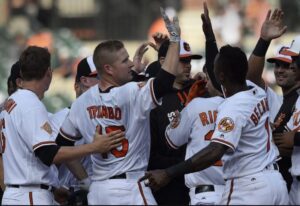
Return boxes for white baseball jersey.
[211,81,279,180]
[266,86,283,124]
[165,96,224,188]
[59,79,160,181]
[246,81,283,124]
[286,96,300,177]
[1,89,57,185]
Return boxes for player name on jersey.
[250,97,269,126]
[87,105,121,120]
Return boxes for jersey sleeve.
[211,104,246,152]
[286,97,300,131]
[20,105,57,152]
[165,106,192,149]
[59,104,82,142]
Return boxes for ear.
[218,71,226,84]
[103,64,114,75]
[16,78,23,88]
[159,57,165,66]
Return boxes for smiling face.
[273,60,296,89]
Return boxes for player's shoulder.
[9,89,44,111]
[189,96,224,108]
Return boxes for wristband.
[252,38,271,57]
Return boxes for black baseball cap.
[145,61,161,79]
[158,40,202,59]
[75,56,98,82]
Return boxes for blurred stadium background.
[0,0,299,112]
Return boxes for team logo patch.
[218,117,234,133]
[41,122,52,135]
[168,110,181,129]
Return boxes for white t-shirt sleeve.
[211,105,246,152]
[20,106,57,151]
[165,106,191,149]
[59,105,82,142]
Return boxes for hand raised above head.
[201,1,215,41]
[160,7,180,42]
[260,9,287,41]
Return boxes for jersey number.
[97,125,129,158]
[204,130,222,166]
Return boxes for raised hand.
[149,32,169,51]
[133,42,150,73]
[92,126,125,153]
[201,1,215,41]
[160,7,180,42]
[260,9,287,41]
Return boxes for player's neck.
[223,82,248,97]
[21,81,45,100]
[98,77,120,91]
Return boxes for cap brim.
[280,49,299,57]
[180,54,202,59]
[267,57,292,64]
[88,71,98,77]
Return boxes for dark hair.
[216,45,248,84]
[93,40,124,73]
[7,61,21,95]
[19,46,51,81]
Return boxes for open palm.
[261,9,287,41]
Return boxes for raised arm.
[247,9,287,88]
[152,7,180,100]
[201,1,221,92]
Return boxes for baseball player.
[57,56,99,205]
[56,8,183,205]
[164,73,224,205]
[247,10,299,190]
[276,38,300,205]
[142,45,289,205]
[0,46,125,205]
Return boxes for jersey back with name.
[60,80,159,181]
[165,96,225,188]
[0,89,57,185]
[211,81,278,179]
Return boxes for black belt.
[195,185,215,194]
[109,173,126,179]
[7,184,56,192]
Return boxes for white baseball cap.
[280,36,300,56]
[267,45,292,64]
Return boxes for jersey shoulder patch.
[218,117,235,133]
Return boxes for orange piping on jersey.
[32,141,56,151]
[183,91,188,100]
[29,192,34,206]
[59,129,81,142]
[165,131,179,150]
[4,99,17,114]
[211,138,235,151]
[137,181,148,205]
[150,79,160,106]
[226,179,234,205]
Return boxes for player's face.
[274,61,296,88]
[111,48,134,86]
[176,58,192,83]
